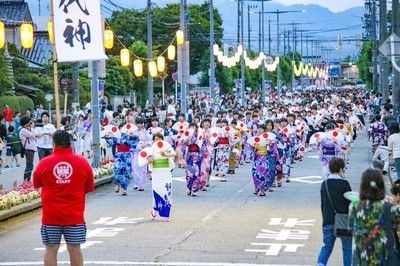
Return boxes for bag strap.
[383,201,400,253]
[324,179,338,214]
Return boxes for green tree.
[0,53,13,95]
[357,41,373,89]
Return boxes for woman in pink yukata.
[319,123,340,179]
[199,118,213,190]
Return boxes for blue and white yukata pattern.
[106,135,139,190]
[185,134,202,192]
[132,129,152,189]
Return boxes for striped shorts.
[41,223,87,245]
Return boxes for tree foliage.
[357,41,373,89]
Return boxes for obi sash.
[256,145,267,156]
[153,158,169,169]
[218,137,229,145]
[322,145,336,156]
[116,143,129,153]
[188,144,200,152]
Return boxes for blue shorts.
[41,223,87,245]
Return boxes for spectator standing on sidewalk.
[2,104,13,128]
[33,130,94,266]
[36,112,56,160]
[388,122,400,181]
[19,115,38,182]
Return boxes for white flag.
[52,0,107,62]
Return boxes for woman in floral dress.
[349,168,400,266]
[199,118,213,190]
[185,123,202,196]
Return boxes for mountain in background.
[25,0,364,61]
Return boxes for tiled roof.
[21,32,52,67]
[0,0,32,26]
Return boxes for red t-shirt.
[3,108,13,122]
[33,147,95,225]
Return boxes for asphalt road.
[0,129,376,266]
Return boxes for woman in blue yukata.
[185,123,203,196]
[251,124,279,196]
[147,133,176,221]
[264,120,280,191]
[105,128,139,196]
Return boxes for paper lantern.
[134,59,143,77]
[20,23,33,49]
[120,48,130,67]
[157,56,165,73]
[0,22,4,49]
[148,61,158,78]
[47,22,54,44]
[213,44,219,54]
[104,29,114,49]
[167,45,175,60]
[176,30,184,45]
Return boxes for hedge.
[0,96,34,115]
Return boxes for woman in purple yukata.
[319,123,340,179]
[214,119,231,182]
[185,123,202,196]
[199,118,213,190]
[368,114,388,147]
[105,131,139,196]
[265,120,280,190]
[273,119,285,187]
[132,118,152,191]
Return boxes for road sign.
[379,33,400,57]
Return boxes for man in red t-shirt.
[33,130,94,266]
[2,104,13,127]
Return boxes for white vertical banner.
[52,0,107,62]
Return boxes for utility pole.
[240,0,246,106]
[179,0,189,113]
[393,0,400,117]
[258,10,261,52]
[248,5,251,50]
[209,0,216,102]
[268,19,271,55]
[261,1,266,102]
[147,0,154,106]
[371,0,378,93]
[71,62,80,107]
[379,0,389,101]
[237,0,240,46]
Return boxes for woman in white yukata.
[147,133,176,221]
[132,117,152,191]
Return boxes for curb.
[0,176,113,222]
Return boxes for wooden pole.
[49,0,61,127]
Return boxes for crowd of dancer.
[98,88,369,221]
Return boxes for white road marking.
[290,176,323,184]
[0,262,311,266]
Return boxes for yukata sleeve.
[128,135,139,150]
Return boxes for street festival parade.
[3,0,400,266]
